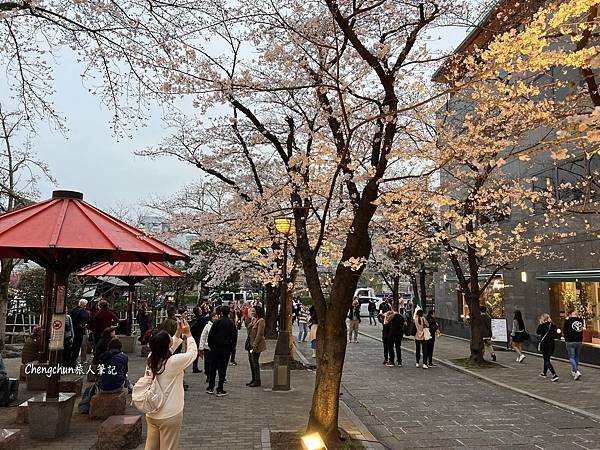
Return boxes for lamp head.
[274,216,295,236]
[301,432,327,450]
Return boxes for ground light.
[301,432,327,450]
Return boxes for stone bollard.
[96,415,142,450]
[90,390,127,420]
[15,402,28,425]
[0,429,21,450]
[117,335,136,353]
[58,376,83,396]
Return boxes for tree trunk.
[0,259,14,351]
[467,292,485,363]
[392,274,400,308]
[307,318,347,446]
[264,284,279,339]
[410,273,419,311]
[419,263,427,310]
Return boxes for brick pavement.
[295,322,600,450]
[0,330,362,449]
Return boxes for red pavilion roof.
[0,191,187,271]
[77,261,183,279]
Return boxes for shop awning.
[537,270,600,282]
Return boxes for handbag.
[244,335,251,351]
[522,331,530,341]
[423,327,432,341]
[131,366,177,414]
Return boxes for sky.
[25,19,472,213]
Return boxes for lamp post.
[273,216,295,391]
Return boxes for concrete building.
[432,0,600,363]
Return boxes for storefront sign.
[491,318,508,342]
[49,313,65,350]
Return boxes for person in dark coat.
[97,338,129,392]
[190,306,208,373]
[93,327,116,364]
[536,313,559,382]
[206,305,236,396]
[90,300,119,350]
[386,306,404,366]
[69,299,90,366]
[426,310,439,366]
[136,299,153,343]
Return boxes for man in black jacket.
[190,306,208,373]
[563,308,584,380]
[386,307,404,366]
[69,299,90,366]
[206,305,236,396]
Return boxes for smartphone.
[175,313,182,322]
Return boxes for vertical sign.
[55,285,66,313]
[49,314,65,350]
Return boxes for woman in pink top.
[145,319,197,450]
[414,309,430,369]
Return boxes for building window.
[456,275,505,321]
[549,281,600,346]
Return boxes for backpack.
[131,366,177,414]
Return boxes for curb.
[358,330,600,424]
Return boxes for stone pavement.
[0,330,363,449]
[359,324,600,419]
[294,322,600,450]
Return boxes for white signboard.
[49,313,65,350]
[491,318,508,342]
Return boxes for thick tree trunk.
[307,318,347,446]
[392,274,400,308]
[0,259,14,351]
[467,292,485,363]
[264,284,279,339]
[410,273,419,311]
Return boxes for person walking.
[378,298,391,324]
[206,305,236,396]
[511,310,527,363]
[309,305,318,358]
[247,305,266,387]
[536,313,559,382]
[199,310,219,383]
[347,299,361,343]
[414,309,430,369]
[425,310,439,367]
[368,300,377,326]
[563,308,584,380]
[143,319,196,450]
[190,307,208,374]
[298,304,309,342]
[480,305,496,361]
[385,306,404,367]
[69,299,90,366]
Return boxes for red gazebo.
[77,261,184,335]
[0,190,187,399]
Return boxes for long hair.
[148,330,171,377]
[514,310,524,330]
[416,308,424,325]
[254,304,265,319]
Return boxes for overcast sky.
[29,25,471,213]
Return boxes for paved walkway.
[0,330,363,449]
[359,324,600,419]
[294,322,600,450]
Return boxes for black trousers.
[382,330,390,362]
[388,334,402,364]
[415,339,429,363]
[230,328,238,363]
[208,351,230,391]
[192,339,200,372]
[71,331,85,365]
[204,349,212,379]
[427,337,435,365]
[248,351,261,383]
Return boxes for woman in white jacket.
[145,319,197,450]
[198,310,219,383]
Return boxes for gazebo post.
[126,282,135,336]
[38,269,54,363]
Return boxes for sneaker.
[230,361,237,366]
[355,340,359,343]
[575,371,582,380]
[216,390,228,397]
[397,362,402,367]
[415,362,420,368]
[551,375,559,382]
[492,354,497,362]
[518,354,526,363]
[539,373,547,378]
[429,363,436,367]
[383,360,388,365]
[385,363,394,367]
[423,364,429,369]
[571,371,577,379]
[206,389,215,395]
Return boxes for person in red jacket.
[90,300,119,351]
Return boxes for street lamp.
[273,216,295,391]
